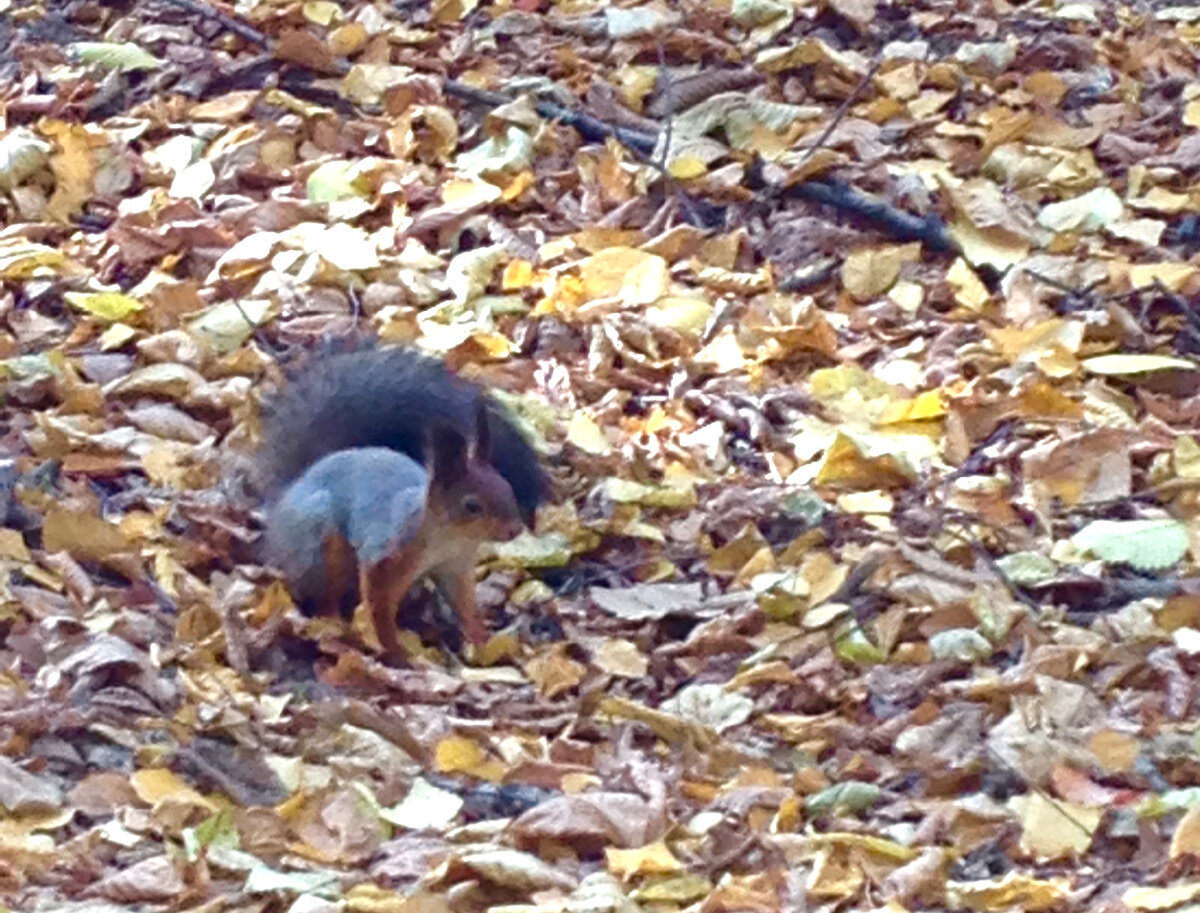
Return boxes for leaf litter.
[2,0,1200,910]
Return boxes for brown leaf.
[91,855,187,903]
[509,792,664,853]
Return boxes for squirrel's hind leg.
[319,532,358,617]
[360,553,423,663]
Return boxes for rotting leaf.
[661,683,753,734]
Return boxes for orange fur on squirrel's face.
[423,401,524,545]
[434,462,525,544]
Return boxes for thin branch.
[793,56,882,171]
[158,0,269,47]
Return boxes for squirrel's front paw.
[462,618,489,648]
[379,649,411,669]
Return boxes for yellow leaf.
[329,22,367,57]
[735,546,776,586]
[1024,70,1068,106]
[615,64,657,110]
[836,490,893,528]
[303,0,341,25]
[1089,729,1140,774]
[0,528,31,562]
[63,291,143,323]
[692,325,748,373]
[440,175,502,209]
[566,413,612,455]
[500,169,535,202]
[633,873,712,902]
[469,332,517,359]
[1171,807,1200,860]
[524,643,586,698]
[814,432,912,490]
[725,661,796,691]
[431,0,478,24]
[599,695,721,749]
[434,736,504,782]
[908,89,956,118]
[646,296,713,338]
[807,844,865,899]
[841,244,917,300]
[1016,379,1084,420]
[811,831,919,860]
[707,523,770,575]
[592,639,648,678]
[572,228,646,253]
[41,120,95,223]
[434,735,485,773]
[501,259,536,291]
[579,247,669,304]
[1083,353,1196,376]
[99,323,138,351]
[0,239,82,279]
[986,318,1083,378]
[879,390,945,423]
[668,156,708,179]
[130,768,217,812]
[1177,435,1200,480]
[1126,261,1198,291]
[41,508,130,561]
[949,872,1071,912]
[946,257,990,311]
[142,446,194,490]
[1123,881,1200,910]
[1010,792,1100,859]
[606,841,684,879]
[354,887,450,913]
[1130,186,1191,213]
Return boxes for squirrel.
[254,344,548,659]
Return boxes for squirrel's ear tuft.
[426,422,469,484]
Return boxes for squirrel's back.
[263,447,428,617]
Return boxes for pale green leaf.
[996,552,1058,585]
[72,42,162,72]
[806,780,881,816]
[1072,518,1188,570]
[929,628,993,663]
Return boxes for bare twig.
[793,56,883,171]
[444,79,658,154]
[158,0,269,47]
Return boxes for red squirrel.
[254,345,548,658]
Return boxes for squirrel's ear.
[473,398,493,460]
[426,422,469,485]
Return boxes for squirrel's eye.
[461,495,483,516]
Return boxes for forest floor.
[2,0,1200,911]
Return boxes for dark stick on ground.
[158,0,270,47]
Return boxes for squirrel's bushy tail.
[255,344,548,526]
